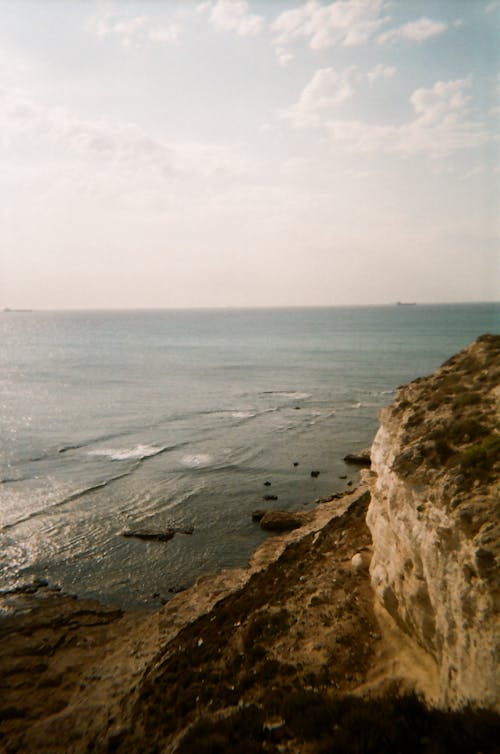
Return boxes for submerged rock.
[260,510,305,531]
[121,529,176,542]
[121,527,193,543]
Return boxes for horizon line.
[2,301,499,313]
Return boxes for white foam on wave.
[208,409,257,420]
[181,453,213,468]
[88,444,164,461]
[270,391,311,400]
[231,410,257,419]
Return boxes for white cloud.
[0,89,174,183]
[398,78,488,154]
[195,1,212,14]
[460,166,486,181]
[378,17,448,44]
[205,0,263,36]
[88,12,181,47]
[323,118,395,152]
[0,45,34,90]
[275,47,294,67]
[0,87,251,185]
[409,78,469,124]
[367,63,397,84]
[282,76,489,157]
[272,0,387,50]
[148,25,181,44]
[283,67,356,127]
[88,13,147,46]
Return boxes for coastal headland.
[1,335,498,753]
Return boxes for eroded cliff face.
[366,334,500,710]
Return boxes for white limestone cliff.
[366,334,500,710]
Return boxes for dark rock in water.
[121,527,194,543]
[294,406,301,410]
[252,509,268,522]
[347,481,353,486]
[293,461,299,467]
[339,474,348,479]
[264,481,271,487]
[310,470,320,478]
[122,529,175,542]
[343,448,371,466]
[263,494,278,501]
[260,510,304,532]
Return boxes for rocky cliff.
[1,336,499,753]
[366,334,500,710]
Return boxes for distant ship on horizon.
[396,301,416,306]
[3,307,33,312]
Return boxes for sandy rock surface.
[367,334,500,710]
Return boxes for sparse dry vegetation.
[392,334,499,489]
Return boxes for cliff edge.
[1,336,499,753]
[367,334,500,710]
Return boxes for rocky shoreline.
[0,487,370,751]
[1,335,498,753]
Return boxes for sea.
[1,304,498,610]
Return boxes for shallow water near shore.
[1,303,498,609]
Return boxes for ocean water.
[1,304,498,609]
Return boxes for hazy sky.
[1,0,499,308]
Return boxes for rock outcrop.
[259,509,307,531]
[366,334,500,710]
[344,448,372,466]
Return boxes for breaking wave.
[87,444,170,462]
[181,454,213,469]
[263,391,311,400]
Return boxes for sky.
[0,0,499,309]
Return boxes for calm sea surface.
[1,304,498,608]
